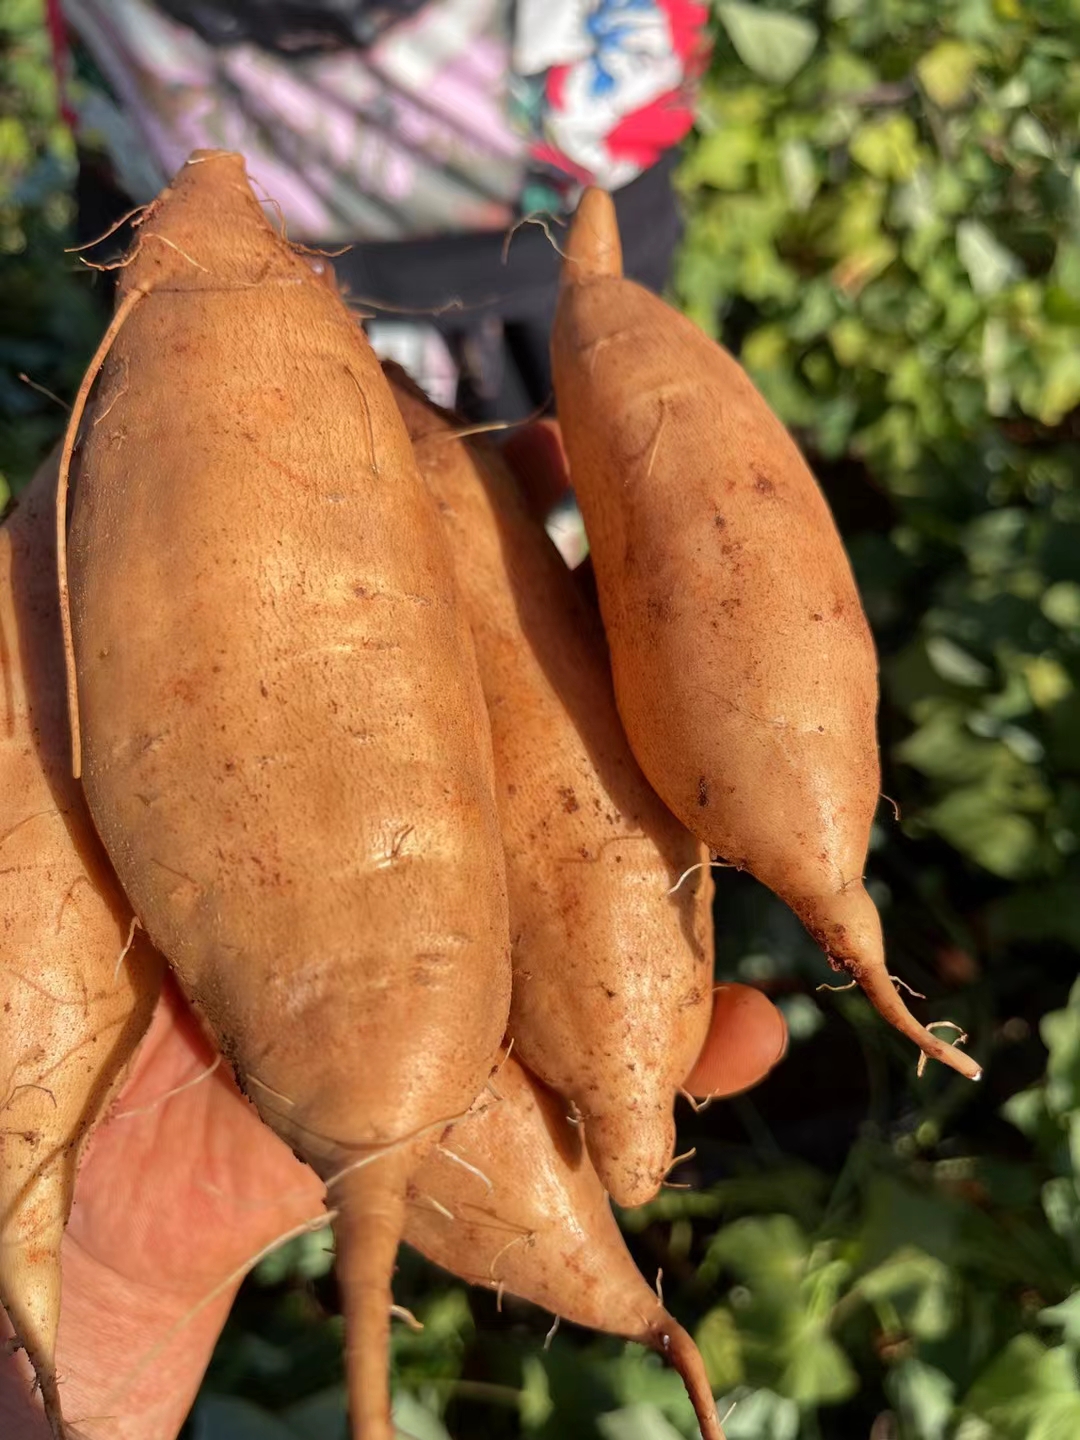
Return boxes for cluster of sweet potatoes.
[1,152,979,1440]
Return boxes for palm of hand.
[2,976,322,1440]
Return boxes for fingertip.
[681,983,788,1100]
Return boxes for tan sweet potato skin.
[551,212,981,1084]
[406,1053,660,1328]
[389,370,713,1208]
[61,151,512,1438]
[65,153,510,1174]
[405,1053,726,1440]
[552,277,879,916]
[0,453,161,1422]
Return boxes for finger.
[682,983,788,1100]
[501,418,572,524]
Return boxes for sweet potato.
[405,1052,725,1440]
[387,367,713,1207]
[1,453,161,1438]
[57,151,512,1439]
[550,190,979,1082]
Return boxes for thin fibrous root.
[501,211,568,265]
[916,1021,973,1079]
[677,1085,714,1115]
[390,1304,424,1332]
[111,1055,221,1120]
[667,859,736,896]
[487,1230,532,1281]
[145,232,209,273]
[244,1071,297,1106]
[654,1268,664,1305]
[324,1105,476,1192]
[891,974,926,1000]
[113,915,141,980]
[64,204,148,253]
[409,1192,455,1222]
[663,1147,697,1181]
[414,398,551,446]
[17,373,69,411]
[543,1315,561,1351]
[435,1144,494,1193]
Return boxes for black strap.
[156,0,427,52]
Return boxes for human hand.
[1,972,324,1440]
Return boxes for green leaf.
[679,126,760,191]
[1041,1292,1080,1346]
[929,788,1043,878]
[962,1336,1080,1439]
[1042,981,1080,1116]
[717,1387,800,1440]
[779,1326,858,1404]
[716,4,818,86]
[1032,349,1080,425]
[597,1404,685,1440]
[705,1215,809,1288]
[917,41,982,108]
[392,1391,454,1440]
[779,138,818,211]
[850,113,922,181]
[1011,113,1054,158]
[696,1307,745,1390]
[1042,583,1080,631]
[957,220,1022,296]
[887,1359,955,1440]
[853,1248,959,1341]
[519,1355,554,1429]
[925,636,994,688]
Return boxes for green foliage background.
[3,1,1080,1437]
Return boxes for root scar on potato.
[56,282,152,779]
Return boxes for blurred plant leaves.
[960,1335,1080,1438]
[190,1397,299,1440]
[597,1404,685,1440]
[715,6,818,86]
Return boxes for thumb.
[682,984,788,1100]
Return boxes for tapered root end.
[586,1104,675,1209]
[652,1316,726,1440]
[801,884,982,1082]
[563,188,623,284]
[1,1301,65,1439]
[1,1242,66,1434]
[332,1158,411,1440]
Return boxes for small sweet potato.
[389,367,713,1207]
[406,1053,725,1440]
[550,189,979,1081]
